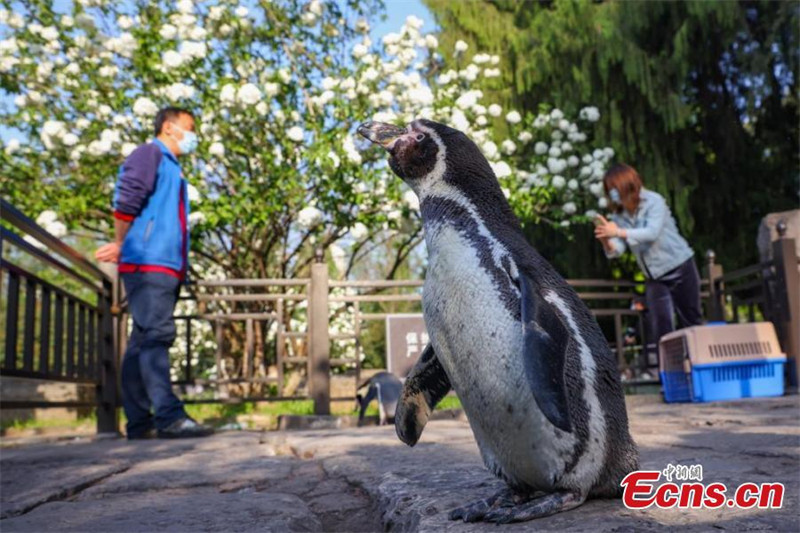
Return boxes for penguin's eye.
[415,133,426,142]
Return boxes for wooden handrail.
[1,198,109,282]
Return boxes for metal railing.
[0,199,118,433]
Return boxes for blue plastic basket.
[690,359,786,402]
[662,360,786,403]
[660,370,692,403]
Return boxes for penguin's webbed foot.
[483,490,585,524]
[447,488,517,522]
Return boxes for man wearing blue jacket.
[95,107,212,439]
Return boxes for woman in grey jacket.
[594,163,702,346]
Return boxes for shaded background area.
[425,0,799,279]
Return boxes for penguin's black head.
[358,119,456,183]
[358,119,501,197]
[359,119,518,228]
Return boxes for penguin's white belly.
[423,225,576,489]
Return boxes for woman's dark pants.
[645,258,703,347]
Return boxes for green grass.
[189,395,461,424]
[435,395,462,410]
[184,400,318,425]
[2,395,465,434]
[1,414,96,433]
[179,395,463,426]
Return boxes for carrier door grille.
[662,337,688,372]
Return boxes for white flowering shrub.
[1,0,613,284]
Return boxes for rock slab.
[1,396,798,532]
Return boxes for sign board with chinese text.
[385,314,428,378]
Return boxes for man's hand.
[95,242,121,263]
[97,217,132,263]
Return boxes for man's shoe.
[157,418,214,439]
[127,428,157,440]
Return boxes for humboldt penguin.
[357,119,639,523]
[355,371,403,426]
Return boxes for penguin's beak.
[357,121,406,150]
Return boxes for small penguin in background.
[358,120,639,524]
[355,371,403,426]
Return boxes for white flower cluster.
[301,0,325,26]
[287,126,304,142]
[297,206,324,229]
[349,222,369,241]
[36,210,67,237]
[158,82,196,102]
[579,106,600,122]
[22,210,68,250]
[133,97,159,117]
[342,135,362,165]
[88,128,123,157]
[39,120,69,150]
[105,33,137,58]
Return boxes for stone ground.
[1,395,798,532]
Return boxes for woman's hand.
[594,215,623,239]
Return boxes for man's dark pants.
[121,272,187,438]
[645,258,703,345]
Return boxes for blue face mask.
[608,188,621,204]
[171,124,198,155]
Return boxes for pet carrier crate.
[659,322,786,403]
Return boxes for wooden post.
[705,250,725,322]
[354,300,362,388]
[276,298,285,397]
[96,263,119,435]
[215,319,225,398]
[309,250,330,415]
[772,229,800,388]
[106,262,128,371]
[245,318,254,396]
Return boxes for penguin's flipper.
[395,344,452,446]
[519,273,572,433]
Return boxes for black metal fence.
[0,199,118,433]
